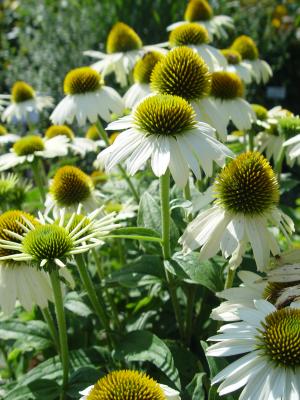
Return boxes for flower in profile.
[0,206,118,270]
[79,369,181,400]
[0,210,53,314]
[207,300,300,400]
[1,81,53,124]
[124,51,164,108]
[44,125,103,158]
[282,116,300,165]
[0,124,20,145]
[0,134,69,171]
[231,35,272,84]
[50,67,124,126]
[208,71,256,139]
[166,23,227,71]
[180,152,294,270]
[221,49,252,83]
[167,0,234,40]
[97,94,232,188]
[84,22,152,87]
[105,200,138,221]
[45,165,103,216]
[0,173,31,210]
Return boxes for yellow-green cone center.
[133,52,164,84]
[22,224,73,261]
[106,22,142,54]
[63,67,103,95]
[278,117,300,139]
[86,370,166,400]
[13,135,45,156]
[134,94,196,136]
[11,81,35,103]
[0,125,7,136]
[169,23,209,47]
[0,210,38,258]
[184,0,214,22]
[215,151,279,215]
[231,35,259,61]
[221,49,242,65]
[260,308,300,367]
[251,104,268,121]
[211,71,243,100]
[151,46,211,101]
[85,125,101,140]
[45,125,74,140]
[50,165,94,207]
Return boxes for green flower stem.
[75,254,115,348]
[49,270,69,400]
[274,147,285,183]
[32,158,46,202]
[224,266,236,289]
[41,307,60,353]
[160,171,185,340]
[92,248,122,331]
[183,180,193,222]
[96,119,140,203]
[247,130,255,151]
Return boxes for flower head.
[85,125,101,140]
[13,135,45,156]
[106,22,142,54]
[151,47,211,101]
[211,71,244,100]
[79,370,181,400]
[45,125,75,140]
[11,81,35,103]
[184,0,213,22]
[278,116,300,139]
[231,35,259,61]
[134,51,164,84]
[221,49,242,65]
[63,67,103,95]
[169,23,209,46]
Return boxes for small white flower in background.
[79,369,181,400]
[0,134,69,171]
[167,0,234,40]
[208,71,256,140]
[230,35,273,84]
[44,125,104,158]
[97,94,232,188]
[124,51,164,109]
[180,151,294,270]
[0,206,119,270]
[84,22,164,88]
[282,116,300,165]
[161,23,227,71]
[0,210,53,315]
[0,124,20,145]
[45,165,104,217]
[105,199,138,221]
[1,81,53,124]
[50,66,124,126]
[207,300,300,400]
[221,49,252,84]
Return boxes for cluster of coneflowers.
[0,0,299,399]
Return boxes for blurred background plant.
[0,0,299,112]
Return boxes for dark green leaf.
[186,372,207,400]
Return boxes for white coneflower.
[45,165,103,217]
[221,49,252,84]
[97,94,232,188]
[84,22,160,88]
[0,173,31,209]
[167,0,234,40]
[0,124,20,145]
[0,206,118,270]
[0,134,69,171]
[150,46,228,139]
[105,199,138,221]
[208,71,256,140]
[50,67,124,126]
[124,51,164,108]
[231,35,272,84]
[282,116,300,165]
[166,23,226,71]
[180,152,294,270]
[79,370,181,400]
[44,125,103,158]
[1,81,53,124]
[207,300,300,400]
[0,210,53,314]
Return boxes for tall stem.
[160,171,185,339]
[92,249,122,331]
[183,180,193,222]
[42,307,60,353]
[274,147,285,183]
[32,158,46,202]
[247,130,255,151]
[96,119,140,203]
[224,267,236,289]
[49,270,69,400]
[75,254,114,348]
